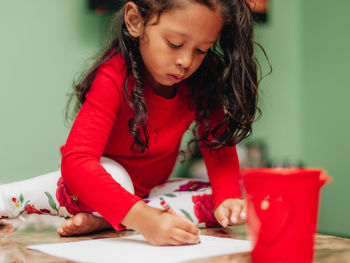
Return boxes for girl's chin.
[154,79,180,88]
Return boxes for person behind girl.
[0,0,261,246]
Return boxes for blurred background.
[0,0,349,237]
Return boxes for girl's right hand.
[121,201,200,246]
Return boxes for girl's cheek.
[192,58,204,72]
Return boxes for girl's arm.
[61,64,200,244]
[199,109,242,209]
[201,138,245,227]
[61,67,141,230]
[201,143,242,208]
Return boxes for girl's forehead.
[158,1,222,22]
[148,2,223,40]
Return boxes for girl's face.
[135,2,223,97]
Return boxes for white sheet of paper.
[28,234,251,263]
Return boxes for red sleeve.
[61,69,141,230]
[199,109,242,209]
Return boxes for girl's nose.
[176,51,193,69]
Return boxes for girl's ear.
[124,2,143,38]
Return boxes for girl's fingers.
[221,217,229,227]
[240,200,247,219]
[214,206,229,227]
[214,199,247,227]
[229,203,242,224]
[168,237,183,246]
[171,228,201,245]
[174,216,200,235]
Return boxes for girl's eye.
[168,41,182,49]
[196,48,207,55]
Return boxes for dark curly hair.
[66,0,268,154]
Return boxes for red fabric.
[192,194,219,227]
[60,52,241,230]
[56,177,94,215]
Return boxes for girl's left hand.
[214,198,246,227]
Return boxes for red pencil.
[160,200,178,216]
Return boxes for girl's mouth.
[167,74,185,82]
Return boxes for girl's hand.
[122,201,200,246]
[214,198,246,227]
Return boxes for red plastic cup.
[242,168,331,263]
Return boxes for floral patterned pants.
[0,157,219,228]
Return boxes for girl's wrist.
[121,200,150,231]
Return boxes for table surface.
[1,224,350,263]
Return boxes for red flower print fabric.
[56,177,94,215]
[192,194,219,227]
[24,204,42,214]
[175,181,210,192]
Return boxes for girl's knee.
[100,157,134,194]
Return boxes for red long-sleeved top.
[61,52,241,230]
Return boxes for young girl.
[0,0,260,246]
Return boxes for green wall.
[301,1,350,237]
[252,1,350,237]
[253,0,302,162]
[0,0,105,182]
[1,1,349,237]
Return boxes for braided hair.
[67,0,265,154]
